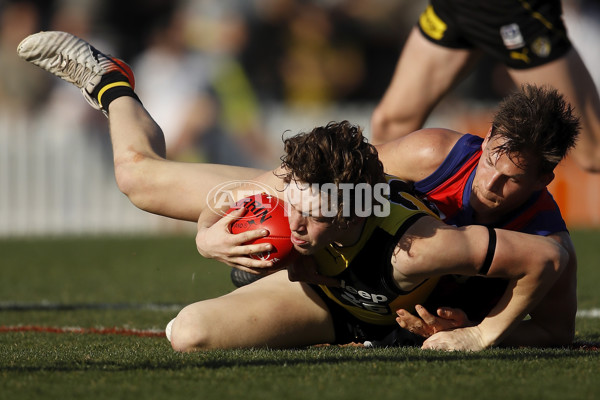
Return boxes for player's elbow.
[548,242,570,278]
[533,240,570,285]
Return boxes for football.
[228,193,295,265]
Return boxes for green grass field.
[1,231,599,400]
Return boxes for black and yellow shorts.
[308,275,508,347]
[309,275,508,347]
[417,0,572,69]
[308,284,410,345]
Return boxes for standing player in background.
[371,0,600,173]
[18,31,577,348]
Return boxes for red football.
[228,193,295,265]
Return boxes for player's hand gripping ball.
[228,193,295,265]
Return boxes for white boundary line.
[1,302,599,318]
[576,308,600,318]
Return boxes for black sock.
[92,71,141,112]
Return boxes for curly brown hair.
[278,121,385,226]
[491,84,580,174]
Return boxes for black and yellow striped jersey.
[314,177,440,325]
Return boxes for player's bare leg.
[17,31,266,222]
[370,27,480,144]
[105,97,265,220]
[168,270,336,351]
[508,48,600,173]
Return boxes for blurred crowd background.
[1,0,600,235]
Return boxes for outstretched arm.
[395,230,576,348]
[392,217,569,350]
[498,231,577,347]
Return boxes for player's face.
[284,182,341,255]
[471,134,553,223]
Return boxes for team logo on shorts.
[500,23,525,49]
[419,5,447,40]
[532,36,551,58]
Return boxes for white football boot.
[17,31,135,111]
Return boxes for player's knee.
[113,153,155,208]
[370,103,419,144]
[370,105,393,144]
[113,155,141,196]
[168,309,213,352]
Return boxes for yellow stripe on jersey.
[314,179,438,277]
[313,177,441,325]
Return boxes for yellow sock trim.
[97,81,132,108]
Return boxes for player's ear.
[481,127,493,149]
[535,171,554,189]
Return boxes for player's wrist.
[476,321,505,348]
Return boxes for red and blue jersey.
[413,134,567,235]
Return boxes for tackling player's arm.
[391,216,569,350]
[499,231,577,347]
[397,230,577,347]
